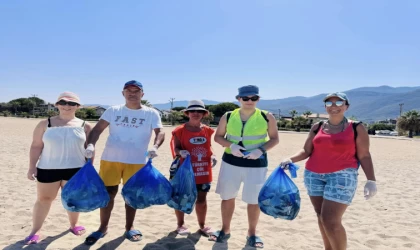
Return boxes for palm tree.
[26,99,36,115]
[293,116,306,132]
[302,110,312,119]
[289,110,298,118]
[169,111,183,125]
[10,101,20,114]
[141,100,152,107]
[397,110,420,138]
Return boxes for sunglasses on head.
[56,100,79,106]
[325,100,345,107]
[188,110,206,114]
[241,96,259,102]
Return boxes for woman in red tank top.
[170,100,216,237]
[279,92,377,250]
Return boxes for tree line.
[1,96,419,137]
[0,97,98,119]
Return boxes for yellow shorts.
[99,160,145,186]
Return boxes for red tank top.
[171,124,214,184]
[305,122,358,173]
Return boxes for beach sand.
[0,117,419,250]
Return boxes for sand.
[0,117,419,250]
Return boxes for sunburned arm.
[356,124,376,181]
[289,122,318,163]
[214,114,232,148]
[152,128,165,148]
[29,120,47,170]
[86,119,109,146]
[259,113,279,151]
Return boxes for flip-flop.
[208,230,231,243]
[24,235,40,245]
[70,226,86,236]
[125,229,143,242]
[199,226,213,237]
[247,235,264,248]
[176,226,190,235]
[84,231,107,246]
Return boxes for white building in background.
[33,103,58,114]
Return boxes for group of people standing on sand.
[24,81,377,250]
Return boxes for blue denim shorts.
[304,168,358,205]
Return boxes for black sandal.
[84,231,107,245]
[208,230,231,243]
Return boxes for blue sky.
[1,0,419,105]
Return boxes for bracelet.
[258,146,266,154]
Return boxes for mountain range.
[151,86,420,122]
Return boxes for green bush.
[368,123,396,131]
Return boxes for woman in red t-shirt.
[170,100,217,237]
[279,92,377,250]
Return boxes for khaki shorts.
[99,160,145,186]
[215,161,267,204]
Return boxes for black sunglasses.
[56,100,79,106]
[188,110,206,114]
[241,96,259,102]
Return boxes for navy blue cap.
[236,85,259,98]
[124,80,143,90]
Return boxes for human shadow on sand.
[143,230,202,250]
[241,245,259,250]
[72,235,125,250]
[211,242,229,250]
[3,230,70,250]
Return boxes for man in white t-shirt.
[83,80,165,245]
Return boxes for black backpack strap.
[313,121,324,134]
[226,111,232,123]
[352,121,362,140]
[261,111,269,123]
[47,117,51,127]
[81,120,86,127]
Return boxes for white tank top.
[37,124,86,170]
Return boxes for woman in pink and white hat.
[24,91,94,244]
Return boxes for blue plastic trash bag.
[169,156,181,179]
[167,155,197,214]
[61,160,110,212]
[258,163,300,220]
[122,158,172,209]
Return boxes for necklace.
[326,117,347,132]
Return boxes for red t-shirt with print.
[171,124,214,184]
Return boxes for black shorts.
[196,183,211,193]
[36,168,81,183]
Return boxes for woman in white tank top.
[24,92,93,245]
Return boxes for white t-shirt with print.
[100,105,163,164]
